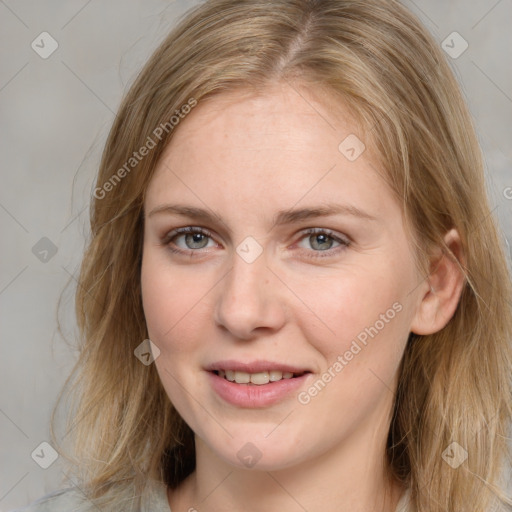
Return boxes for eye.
[163,226,217,255]
[162,226,350,259]
[296,228,350,258]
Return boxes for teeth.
[234,371,250,384]
[217,369,301,385]
[250,372,270,385]
[269,370,283,381]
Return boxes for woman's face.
[141,82,427,471]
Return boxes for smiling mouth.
[212,369,309,385]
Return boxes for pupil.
[312,234,331,250]
[185,233,207,249]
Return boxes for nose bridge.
[214,246,285,338]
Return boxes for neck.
[168,374,405,512]
[169,423,405,512]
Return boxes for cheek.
[140,250,211,355]
[292,262,412,372]
[141,252,212,414]
[291,272,411,427]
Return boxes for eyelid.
[292,227,350,258]
[162,226,216,244]
[298,227,351,246]
[162,225,350,257]
[161,226,220,254]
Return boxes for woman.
[13,0,512,511]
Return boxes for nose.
[213,249,287,340]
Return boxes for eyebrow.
[147,203,377,227]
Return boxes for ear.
[410,228,466,336]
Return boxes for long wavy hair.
[52,0,512,510]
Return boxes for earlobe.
[410,228,466,336]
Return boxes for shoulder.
[394,487,411,512]
[9,488,92,512]
[9,480,171,512]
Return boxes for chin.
[202,432,311,472]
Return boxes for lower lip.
[207,371,311,408]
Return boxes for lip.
[205,359,311,374]
[206,367,312,408]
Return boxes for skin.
[141,81,465,512]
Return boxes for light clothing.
[9,480,171,512]
[396,487,412,512]
[10,479,413,512]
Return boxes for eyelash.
[162,226,350,259]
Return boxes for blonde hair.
[52,0,512,510]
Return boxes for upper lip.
[205,360,311,374]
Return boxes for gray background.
[1,0,511,510]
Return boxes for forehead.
[167,82,362,154]
[145,83,397,222]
